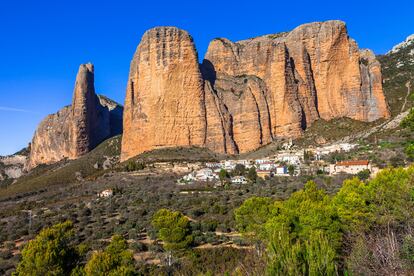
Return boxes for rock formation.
[121,27,207,161]
[27,64,123,169]
[359,49,390,121]
[0,149,28,181]
[121,21,390,160]
[204,21,390,132]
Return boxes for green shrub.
[401,108,414,131]
[125,161,145,172]
[405,142,414,160]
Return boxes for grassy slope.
[0,138,225,200]
[0,136,122,200]
[239,118,379,159]
[120,146,223,165]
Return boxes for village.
[174,141,379,186]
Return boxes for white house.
[181,172,196,183]
[235,159,252,168]
[330,160,371,175]
[97,189,113,198]
[314,143,357,160]
[255,158,272,165]
[276,152,302,165]
[257,161,277,171]
[223,160,236,171]
[205,162,222,169]
[231,176,248,184]
[282,139,294,150]
[276,166,288,175]
[195,168,218,181]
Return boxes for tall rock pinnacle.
[27,64,123,170]
[70,63,110,157]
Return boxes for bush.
[125,161,145,172]
[405,142,414,160]
[130,241,147,252]
[401,108,414,131]
[357,169,371,181]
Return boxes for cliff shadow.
[200,59,217,86]
[109,106,124,136]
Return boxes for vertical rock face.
[203,37,306,137]
[203,20,390,139]
[121,21,390,159]
[27,106,73,169]
[204,81,238,155]
[27,64,123,169]
[359,49,390,121]
[283,21,390,121]
[70,63,110,157]
[121,27,207,161]
[207,75,273,153]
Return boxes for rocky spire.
[70,63,109,157]
[27,64,122,170]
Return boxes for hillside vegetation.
[0,136,121,200]
[2,165,414,275]
[378,37,414,116]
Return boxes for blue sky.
[0,0,413,155]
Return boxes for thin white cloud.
[0,106,39,114]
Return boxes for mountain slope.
[0,135,121,200]
[378,34,414,116]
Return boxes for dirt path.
[401,81,411,113]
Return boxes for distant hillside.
[378,34,414,116]
[0,148,28,188]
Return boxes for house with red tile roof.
[330,160,371,175]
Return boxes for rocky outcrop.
[121,27,207,161]
[359,49,390,121]
[27,64,123,169]
[285,21,390,122]
[27,106,72,169]
[204,75,273,153]
[99,95,124,137]
[121,21,390,160]
[203,20,390,137]
[0,150,28,181]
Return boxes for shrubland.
[2,165,414,275]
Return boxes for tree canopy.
[235,167,414,274]
[13,221,79,276]
[151,209,193,251]
[84,235,135,276]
